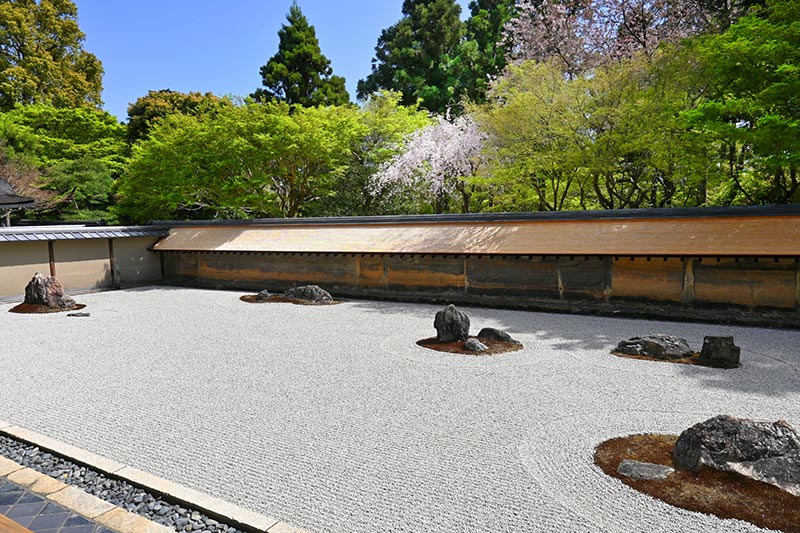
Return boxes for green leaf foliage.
[0,104,126,174]
[117,102,366,222]
[0,0,103,111]
[126,89,233,144]
[252,1,349,107]
[686,0,800,204]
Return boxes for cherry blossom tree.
[504,0,718,75]
[373,113,486,213]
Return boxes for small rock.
[280,285,333,303]
[477,327,521,345]
[434,304,470,342]
[698,336,741,368]
[464,338,488,352]
[615,335,694,360]
[255,289,271,301]
[617,459,674,480]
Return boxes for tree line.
[0,0,797,223]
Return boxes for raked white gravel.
[1,286,798,532]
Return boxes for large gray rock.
[615,335,694,359]
[617,459,674,480]
[434,304,470,342]
[23,272,76,309]
[698,336,741,368]
[673,415,800,494]
[280,285,332,303]
[477,327,521,345]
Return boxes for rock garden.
[416,304,523,355]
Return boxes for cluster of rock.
[255,285,334,303]
[433,304,521,352]
[615,334,741,368]
[615,415,800,496]
[0,435,242,532]
[23,272,78,310]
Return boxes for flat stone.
[0,456,24,476]
[477,327,521,344]
[464,338,488,352]
[615,335,694,359]
[115,466,279,531]
[617,459,674,480]
[48,485,115,518]
[3,425,126,475]
[95,507,174,533]
[7,467,44,488]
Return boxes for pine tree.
[453,0,516,104]
[357,0,464,114]
[253,1,349,107]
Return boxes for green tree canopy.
[0,103,126,173]
[0,0,103,111]
[357,0,464,114]
[126,89,232,144]
[252,1,349,107]
[685,0,800,204]
[118,102,365,222]
[0,104,126,219]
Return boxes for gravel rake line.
[0,434,244,533]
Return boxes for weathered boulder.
[255,289,271,301]
[464,338,488,352]
[617,459,674,480]
[434,304,470,342]
[477,327,521,345]
[615,335,694,359]
[698,336,741,368]
[673,415,800,494]
[23,272,77,309]
[280,285,332,303]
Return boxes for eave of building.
[151,206,800,257]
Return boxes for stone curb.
[0,422,307,532]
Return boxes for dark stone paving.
[0,478,114,533]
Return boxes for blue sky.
[73,1,471,122]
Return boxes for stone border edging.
[0,419,305,533]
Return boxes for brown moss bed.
[416,336,524,355]
[8,303,86,314]
[594,434,800,532]
[240,294,342,306]
[610,351,735,368]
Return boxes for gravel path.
[1,287,798,532]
